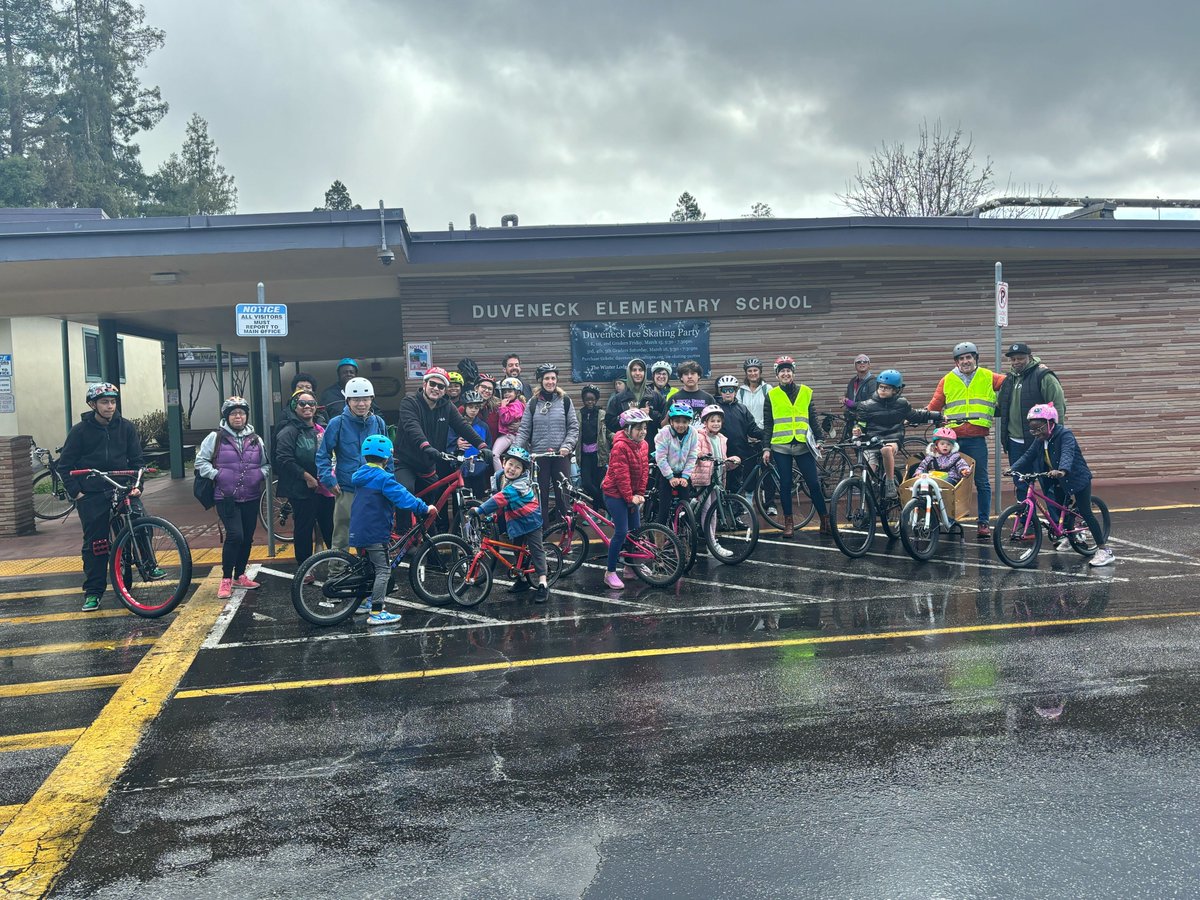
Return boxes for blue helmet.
[337,357,359,371]
[502,446,531,468]
[667,403,694,420]
[876,369,904,388]
[360,434,393,459]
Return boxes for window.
[83,330,126,382]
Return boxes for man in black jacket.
[57,383,148,611]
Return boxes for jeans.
[771,450,827,518]
[604,494,642,571]
[364,543,390,610]
[218,498,259,578]
[956,436,992,525]
[1006,438,1029,501]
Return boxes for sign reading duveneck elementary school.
[447,290,832,324]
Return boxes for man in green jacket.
[997,342,1066,500]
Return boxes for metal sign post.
[994,263,1005,516]
[235,284,288,557]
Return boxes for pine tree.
[670,191,705,222]
[145,113,237,215]
[316,179,360,211]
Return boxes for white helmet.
[342,377,375,398]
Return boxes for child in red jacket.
[600,408,651,589]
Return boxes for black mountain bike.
[32,443,75,520]
[827,437,905,558]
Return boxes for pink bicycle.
[993,472,1111,568]
[544,475,687,587]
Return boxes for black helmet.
[535,363,558,380]
[457,357,480,385]
[581,384,601,399]
[742,357,762,371]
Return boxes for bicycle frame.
[464,524,538,581]
[553,475,661,563]
[907,473,955,531]
[1008,476,1089,540]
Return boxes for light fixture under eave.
[150,272,179,285]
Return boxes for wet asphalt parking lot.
[3,505,1198,898]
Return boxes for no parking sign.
[995,281,1009,327]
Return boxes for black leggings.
[1062,482,1106,546]
[290,493,335,566]
[535,456,571,522]
[218,499,259,578]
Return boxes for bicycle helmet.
[932,426,958,442]
[461,390,484,405]
[581,384,601,400]
[85,382,119,403]
[667,403,694,420]
[448,371,465,386]
[876,369,904,388]
[336,357,359,371]
[953,341,979,360]
[742,357,762,371]
[499,376,524,394]
[502,445,531,468]
[716,375,739,391]
[700,404,724,421]
[1027,403,1059,424]
[619,408,651,427]
[650,360,673,376]
[475,373,496,388]
[360,434,393,459]
[774,355,795,372]
[221,396,250,417]
[422,367,450,387]
[342,376,376,397]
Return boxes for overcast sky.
[137,1,1200,229]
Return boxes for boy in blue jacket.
[470,446,549,603]
[349,434,433,625]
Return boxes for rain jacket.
[195,423,268,503]
[478,470,542,538]
[316,406,388,492]
[854,391,940,444]
[654,423,699,480]
[348,462,430,546]
[1010,426,1093,493]
[57,411,145,497]
[716,397,763,460]
[602,431,649,503]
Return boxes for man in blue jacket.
[316,376,388,551]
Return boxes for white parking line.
[199,563,260,649]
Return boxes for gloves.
[478,447,493,462]
[842,397,854,409]
[422,445,441,464]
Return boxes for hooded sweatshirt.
[57,411,145,497]
[605,360,666,433]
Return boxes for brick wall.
[0,436,35,536]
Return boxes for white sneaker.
[1054,538,1072,552]
[1089,548,1115,567]
[767,506,778,517]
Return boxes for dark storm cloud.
[139,1,1200,225]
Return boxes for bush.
[130,410,168,449]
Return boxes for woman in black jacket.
[274,390,335,575]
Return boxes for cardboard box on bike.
[899,453,975,523]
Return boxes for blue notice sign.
[569,320,710,383]
[235,303,288,337]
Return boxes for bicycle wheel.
[451,497,483,540]
[830,477,876,558]
[1067,495,1111,556]
[259,481,295,543]
[110,515,192,618]
[448,553,493,607]
[899,497,940,561]
[792,460,817,528]
[994,503,1042,568]
[542,542,564,587]
[624,524,685,587]
[409,534,473,605]
[879,491,902,539]
[544,520,589,577]
[32,470,75,520]
[292,549,368,625]
[702,492,759,565]
[818,448,854,501]
[671,502,699,573]
[753,463,784,529]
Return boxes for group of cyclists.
[55,337,1112,614]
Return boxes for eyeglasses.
[295,400,317,407]
[426,382,445,390]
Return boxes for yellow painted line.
[0,805,19,829]
[0,545,275,578]
[0,568,226,896]
[1107,503,1200,513]
[175,609,1200,700]
[0,637,158,660]
[0,674,127,699]
[0,588,77,603]
[0,729,85,753]
[0,609,132,626]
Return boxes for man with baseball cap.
[997,342,1066,501]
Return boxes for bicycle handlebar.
[68,468,147,491]
[1007,471,1062,483]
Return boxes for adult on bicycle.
[316,376,389,550]
[515,363,579,522]
[761,356,828,538]
[395,366,491,523]
[57,383,149,612]
[196,397,269,599]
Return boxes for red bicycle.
[545,475,687,587]
[395,450,482,538]
[447,513,564,606]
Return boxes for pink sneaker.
[603,572,624,590]
[622,565,638,580]
[217,577,233,599]
[234,574,261,590]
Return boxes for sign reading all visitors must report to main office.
[235,303,288,337]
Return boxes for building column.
[61,320,73,435]
[97,319,121,409]
[162,334,184,479]
[248,350,264,435]
[0,435,35,536]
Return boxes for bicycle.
[446,512,564,606]
[67,467,193,617]
[32,442,76,520]
[689,454,760,565]
[291,506,471,625]
[544,475,686,587]
[259,480,295,543]
[827,437,906,558]
[748,437,854,530]
[898,469,967,560]
[993,472,1111,569]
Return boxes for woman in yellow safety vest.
[760,356,829,538]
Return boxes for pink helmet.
[932,426,957,442]
[618,408,651,427]
[700,404,724,421]
[1027,403,1059,424]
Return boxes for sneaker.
[234,574,261,590]
[533,585,549,604]
[302,573,316,585]
[355,600,372,615]
[148,567,167,579]
[884,478,898,499]
[1089,548,1115,567]
[82,595,101,612]
[1054,538,1073,552]
[622,565,638,580]
[766,506,778,517]
[367,609,402,626]
[217,578,233,600]
[508,579,532,594]
[976,524,991,541]
[604,572,624,590]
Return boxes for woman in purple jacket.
[196,396,270,598]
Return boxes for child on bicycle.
[473,446,550,603]
[914,426,973,486]
[349,434,433,625]
[853,369,942,499]
[653,403,699,526]
[601,408,651,589]
[1005,404,1114,566]
[492,376,526,471]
